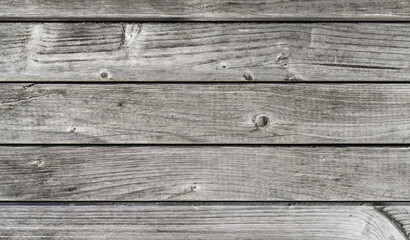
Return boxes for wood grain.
[0,146,409,201]
[1,23,409,82]
[382,206,410,237]
[1,0,409,21]
[1,203,409,239]
[1,84,410,144]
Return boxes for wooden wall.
[0,1,409,239]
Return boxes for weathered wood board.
[0,146,408,201]
[1,84,410,144]
[1,203,409,239]
[1,23,409,82]
[1,0,409,21]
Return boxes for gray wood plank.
[1,203,409,239]
[1,23,409,82]
[1,84,410,144]
[1,0,409,21]
[0,146,409,201]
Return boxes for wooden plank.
[1,203,409,239]
[1,84,410,144]
[0,146,409,201]
[1,0,409,21]
[1,23,409,82]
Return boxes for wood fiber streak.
[0,23,409,81]
[0,84,410,144]
[0,0,409,21]
[0,146,408,201]
[1,204,409,239]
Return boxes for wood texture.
[1,204,409,239]
[1,84,410,144]
[0,146,409,201]
[1,0,409,21]
[2,0,409,238]
[1,23,410,82]
[382,206,410,237]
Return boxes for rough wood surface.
[382,206,410,237]
[1,0,409,21]
[1,23,409,82]
[1,84,410,144]
[1,203,409,239]
[0,146,409,201]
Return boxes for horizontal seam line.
[0,143,410,147]
[0,201,410,206]
[1,20,410,23]
[1,81,410,84]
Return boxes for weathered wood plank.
[1,0,409,21]
[1,203,409,239]
[1,84,410,144]
[0,146,409,201]
[1,23,409,82]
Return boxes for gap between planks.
[0,0,409,21]
[0,202,409,206]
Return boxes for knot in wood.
[70,126,77,133]
[255,116,269,128]
[32,159,43,167]
[243,71,254,81]
[100,71,109,79]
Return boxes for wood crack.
[375,207,410,240]
[0,85,66,107]
[1,94,48,106]
[20,83,36,91]
[313,63,402,70]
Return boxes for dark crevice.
[1,19,410,23]
[1,81,410,84]
[0,143,409,147]
[313,63,402,70]
[0,94,47,106]
[0,201,409,206]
